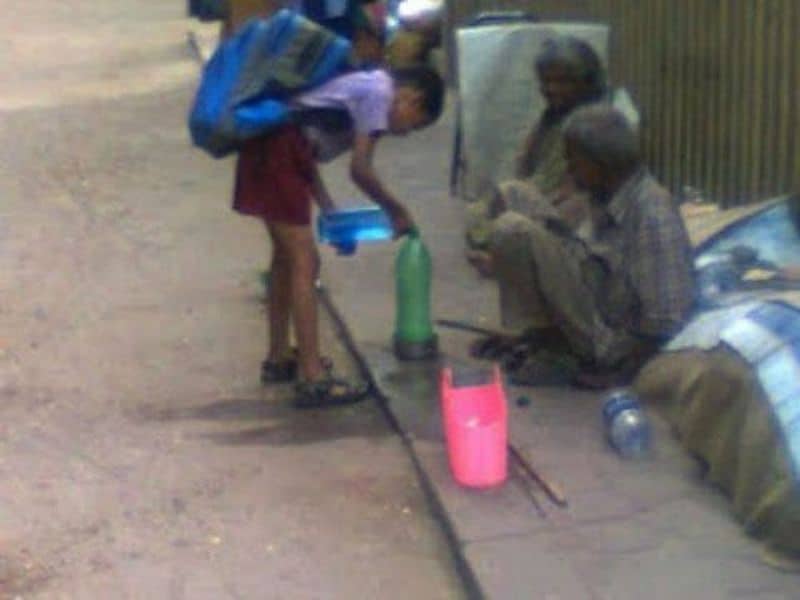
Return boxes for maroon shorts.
[232,126,315,226]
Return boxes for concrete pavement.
[318,98,800,598]
[8,2,795,595]
[0,3,463,598]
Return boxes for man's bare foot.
[466,249,495,278]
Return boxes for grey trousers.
[490,211,635,367]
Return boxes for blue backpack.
[187,0,228,22]
[188,9,355,158]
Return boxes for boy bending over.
[233,65,445,408]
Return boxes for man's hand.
[466,249,495,278]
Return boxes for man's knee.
[498,180,549,218]
[491,211,533,244]
[489,212,552,259]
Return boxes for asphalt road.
[0,2,463,598]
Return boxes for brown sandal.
[293,376,369,409]
[261,350,332,384]
[260,358,298,383]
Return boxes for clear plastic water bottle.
[317,206,393,256]
[602,389,651,458]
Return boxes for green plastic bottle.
[393,229,438,360]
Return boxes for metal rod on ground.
[435,319,505,337]
[508,444,568,508]
[510,461,547,519]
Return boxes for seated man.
[465,35,609,265]
[474,105,695,387]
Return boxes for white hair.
[535,36,607,99]
[563,105,641,171]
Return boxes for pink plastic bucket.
[440,366,508,488]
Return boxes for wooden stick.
[435,319,505,337]
[510,460,547,519]
[509,444,568,508]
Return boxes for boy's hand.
[388,205,415,238]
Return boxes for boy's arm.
[310,163,336,214]
[350,133,414,236]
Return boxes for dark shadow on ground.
[140,395,392,447]
[149,397,293,422]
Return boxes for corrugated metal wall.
[448,0,799,206]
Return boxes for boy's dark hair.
[392,65,446,123]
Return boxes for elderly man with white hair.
[473,105,695,387]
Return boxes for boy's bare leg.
[265,224,292,362]
[268,222,325,381]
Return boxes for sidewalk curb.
[318,285,485,600]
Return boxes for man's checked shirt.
[592,167,695,342]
